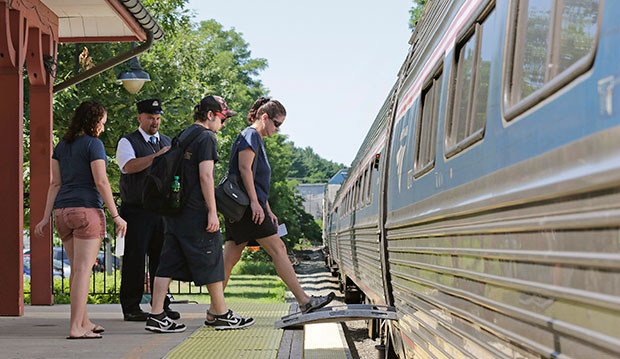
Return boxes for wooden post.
[0,3,27,316]
[28,27,54,305]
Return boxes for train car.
[324,0,620,358]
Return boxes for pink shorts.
[54,207,106,241]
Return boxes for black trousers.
[119,204,169,313]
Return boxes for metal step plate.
[275,304,397,329]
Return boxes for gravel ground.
[291,248,382,359]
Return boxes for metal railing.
[25,193,209,297]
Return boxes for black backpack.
[141,126,206,216]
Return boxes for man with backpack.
[116,99,180,321]
[145,95,254,333]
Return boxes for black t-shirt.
[179,124,219,211]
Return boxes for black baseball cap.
[197,95,237,118]
[137,98,164,114]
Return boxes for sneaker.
[204,310,255,330]
[145,313,186,333]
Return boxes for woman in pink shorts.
[35,101,127,339]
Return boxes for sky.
[187,0,413,166]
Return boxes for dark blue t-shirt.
[229,127,271,205]
[52,135,108,208]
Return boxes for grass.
[172,274,287,304]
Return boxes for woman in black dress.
[221,97,334,315]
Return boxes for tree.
[409,0,429,30]
[39,0,321,249]
[289,146,344,182]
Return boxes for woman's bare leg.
[222,241,246,290]
[68,237,102,337]
[256,235,310,305]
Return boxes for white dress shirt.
[116,127,161,174]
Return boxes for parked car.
[53,247,70,266]
[23,256,30,279]
[53,259,70,279]
[94,251,120,272]
[22,253,70,279]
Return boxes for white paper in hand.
[278,223,288,237]
[115,235,125,257]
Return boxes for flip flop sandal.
[66,332,102,340]
[92,325,105,334]
[300,292,335,314]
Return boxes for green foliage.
[30,0,322,251]
[231,259,276,275]
[288,145,344,182]
[240,246,273,263]
[173,274,287,304]
[409,0,429,29]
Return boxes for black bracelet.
[112,214,120,219]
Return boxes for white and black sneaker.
[204,310,255,330]
[145,313,186,333]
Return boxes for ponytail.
[247,96,287,124]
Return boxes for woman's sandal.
[66,331,102,340]
[91,325,105,334]
[300,292,335,314]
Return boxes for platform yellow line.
[165,303,289,359]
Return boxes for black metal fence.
[25,193,208,297]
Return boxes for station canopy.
[41,0,163,42]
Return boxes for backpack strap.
[176,125,207,150]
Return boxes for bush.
[231,260,276,275]
[240,246,272,263]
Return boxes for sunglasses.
[270,117,283,128]
[215,111,227,123]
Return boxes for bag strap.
[224,128,258,180]
[175,126,208,203]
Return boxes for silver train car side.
[324,0,620,358]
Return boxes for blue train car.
[325,0,620,358]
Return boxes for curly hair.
[62,101,106,143]
[247,97,286,124]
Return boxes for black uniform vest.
[119,130,172,205]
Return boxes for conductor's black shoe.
[165,307,180,320]
[123,310,149,321]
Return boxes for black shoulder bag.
[215,129,258,222]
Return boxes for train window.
[363,167,370,206]
[445,6,497,157]
[347,191,351,214]
[366,163,373,205]
[414,64,443,177]
[360,169,367,207]
[353,179,359,210]
[357,179,364,208]
[356,178,362,209]
[504,0,600,120]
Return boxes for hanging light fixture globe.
[117,53,150,94]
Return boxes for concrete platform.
[0,302,351,359]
